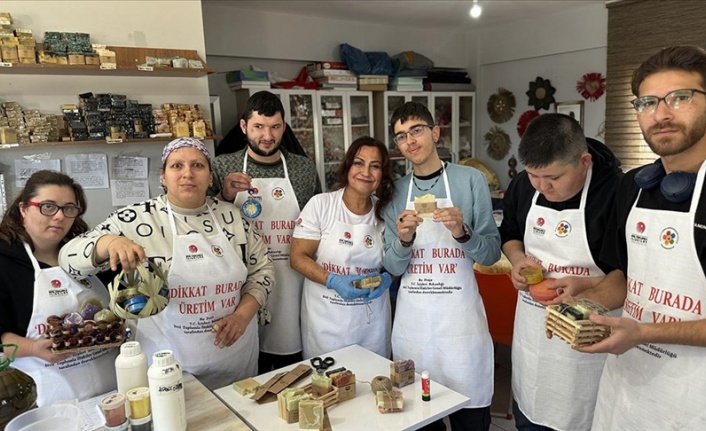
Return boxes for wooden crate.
[545,305,611,347]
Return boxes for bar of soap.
[414,194,437,217]
[232,377,260,396]
[298,400,324,429]
[278,388,310,411]
[519,266,544,285]
[311,373,331,390]
[391,359,415,373]
[330,370,355,387]
[377,390,404,413]
[354,275,381,289]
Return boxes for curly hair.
[632,45,706,96]
[333,136,395,221]
[0,170,89,248]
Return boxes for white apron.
[301,191,391,359]
[391,170,493,406]
[136,202,258,390]
[513,165,608,431]
[235,153,304,355]
[13,243,116,407]
[592,160,706,431]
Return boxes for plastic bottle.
[115,341,148,417]
[421,370,431,401]
[148,350,186,431]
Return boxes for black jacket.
[500,138,623,274]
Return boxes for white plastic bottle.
[115,341,149,417]
[148,350,186,431]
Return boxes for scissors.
[310,356,335,374]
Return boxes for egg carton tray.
[545,305,611,347]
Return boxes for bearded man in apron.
[383,102,501,431]
[211,91,321,373]
[500,114,623,431]
[572,45,706,430]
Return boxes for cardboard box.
[0,45,17,62]
[68,54,85,65]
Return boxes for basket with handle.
[108,261,169,319]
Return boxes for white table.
[214,344,470,431]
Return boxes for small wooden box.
[1,45,18,63]
[0,127,18,144]
[85,55,100,65]
[545,305,611,347]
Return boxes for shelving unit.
[0,46,215,77]
[0,135,222,150]
[373,91,475,179]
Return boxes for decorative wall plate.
[517,110,540,138]
[526,77,556,110]
[487,88,516,124]
[576,72,606,101]
[483,126,511,160]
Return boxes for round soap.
[529,278,558,303]
[520,266,544,285]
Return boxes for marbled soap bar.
[298,400,324,429]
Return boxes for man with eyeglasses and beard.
[382,101,500,431]
[211,91,321,373]
[565,45,706,430]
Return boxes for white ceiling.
[214,0,605,29]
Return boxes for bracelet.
[399,232,416,248]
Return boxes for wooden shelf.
[0,45,214,77]
[0,135,221,150]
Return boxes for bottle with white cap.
[148,350,186,431]
[115,341,148,417]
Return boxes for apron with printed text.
[13,243,116,407]
[592,160,706,431]
[136,203,257,390]
[235,154,304,355]
[514,165,607,431]
[301,192,391,359]
[392,170,493,406]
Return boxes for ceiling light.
[470,0,482,18]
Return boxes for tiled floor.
[490,343,517,431]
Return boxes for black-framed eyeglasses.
[631,88,706,114]
[25,201,83,218]
[393,124,434,146]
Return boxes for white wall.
[472,3,608,188]
[202,1,469,138]
[1,1,210,226]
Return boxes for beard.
[246,135,281,157]
[644,112,706,157]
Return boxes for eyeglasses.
[393,124,434,146]
[631,89,706,114]
[25,201,83,218]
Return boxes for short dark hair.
[334,136,395,221]
[632,45,706,96]
[518,113,587,168]
[389,101,434,132]
[242,90,286,122]
[0,170,89,248]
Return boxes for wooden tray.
[545,305,611,347]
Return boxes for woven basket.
[109,262,169,319]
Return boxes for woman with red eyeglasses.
[0,170,117,406]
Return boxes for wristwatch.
[453,224,472,243]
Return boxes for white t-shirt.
[293,188,382,248]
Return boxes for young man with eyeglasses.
[382,101,500,431]
[568,45,706,430]
[500,113,622,431]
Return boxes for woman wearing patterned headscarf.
[59,137,274,389]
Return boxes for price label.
[106,138,123,144]
[137,65,154,72]
[0,62,13,68]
